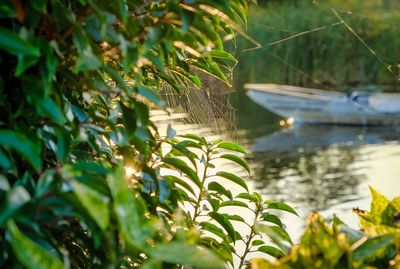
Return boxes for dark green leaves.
[0,186,30,225]
[72,29,101,72]
[37,97,66,125]
[0,27,40,57]
[8,221,64,269]
[0,131,42,170]
[0,0,265,268]
[352,234,394,261]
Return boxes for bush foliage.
[252,188,400,269]
[0,1,298,268]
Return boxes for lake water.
[157,87,400,242]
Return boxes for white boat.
[244,83,400,125]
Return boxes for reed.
[234,0,400,91]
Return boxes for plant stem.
[237,206,261,269]
[192,149,211,222]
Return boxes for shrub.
[0,1,296,268]
[251,187,400,269]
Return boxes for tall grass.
[234,0,400,91]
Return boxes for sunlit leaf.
[8,221,64,269]
[258,245,285,258]
[220,200,248,208]
[265,200,299,217]
[72,180,110,231]
[216,171,248,192]
[219,154,250,174]
[208,181,233,200]
[209,212,236,242]
[262,213,284,228]
[215,141,246,154]
[163,157,201,187]
[150,242,225,269]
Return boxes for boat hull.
[245,84,400,125]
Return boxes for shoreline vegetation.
[0,0,399,268]
[235,0,400,91]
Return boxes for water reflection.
[248,124,400,239]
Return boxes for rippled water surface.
[156,87,400,241]
[246,124,400,240]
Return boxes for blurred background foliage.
[234,0,400,91]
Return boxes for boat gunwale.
[244,83,344,96]
[245,87,339,102]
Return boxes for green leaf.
[262,213,284,228]
[174,140,203,150]
[107,167,150,248]
[200,222,231,243]
[220,200,248,208]
[179,134,206,144]
[120,102,137,135]
[236,193,258,202]
[72,180,110,231]
[216,171,249,192]
[226,214,245,223]
[181,9,195,32]
[164,175,196,196]
[258,245,285,258]
[369,186,390,223]
[0,148,12,169]
[209,212,236,242]
[37,97,66,125]
[208,181,232,200]
[256,223,292,245]
[219,154,250,174]
[55,129,70,161]
[15,54,39,76]
[252,239,265,246]
[209,50,237,62]
[163,157,201,187]
[265,200,299,217]
[0,131,42,170]
[215,141,246,154]
[0,186,30,225]
[102,65,131,92]
[7,221,64,269]
[0,26,40,56]
[192,60,230,86]
[139,258,162,269]
[138,86,165,107]
[0,3,15,18]
[353,234,394,261]
[72,29,101,72]
[150,242,225,269]
[190,75,202,88]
